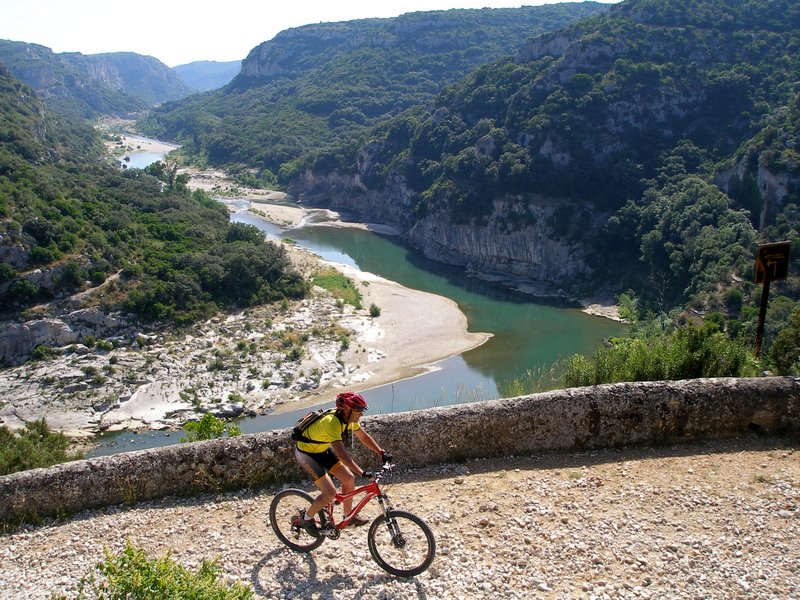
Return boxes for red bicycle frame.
[325,478,387,530]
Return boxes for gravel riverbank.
[1,434,798,599]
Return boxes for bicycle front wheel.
[269,488,325,552]
[367,510,436,577]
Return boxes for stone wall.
[2,377,798,525]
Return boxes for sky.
[0,0,619,67]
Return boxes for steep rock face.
[0,309,126,366]
[0,41,192,115]
[294,160,593,299]
[94,52,193,104]
[235,4,609,87]
[716,160,798,230]
[239,25,367,81]
[405,200,591,297]
[0,320,78,364]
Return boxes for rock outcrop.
[0,319,79,364]
[294,151,599,299]
[0,306,131,366]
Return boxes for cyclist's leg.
[306,473,337,519]
[295,447,338,520]
[329,461,356,514]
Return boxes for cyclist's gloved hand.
[362,470,374,480]
[380,451,393,463]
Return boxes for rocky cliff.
[289,0,800,304]
[294,154,597,300]
[0,40,193,116]
[233,4,608,89]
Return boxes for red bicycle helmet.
[335,392,368,412]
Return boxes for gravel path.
[1,435,798,599]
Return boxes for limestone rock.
[0,319,78,364]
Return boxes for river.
[232,209,624,401]
[87,144,625,456]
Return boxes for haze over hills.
[172,60,241,93]
[0,40,195,117]
[0,41,242,116]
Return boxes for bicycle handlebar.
[364,462,394,482]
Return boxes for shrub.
[311,268,362,309]
[561,324,757,387]
[769,307,800,375]
[0,419,83,475]
[31,345,57,361]
[72,540,253,599]
[369,303,381,317]
[180,413,242,443]
[59,260,83,289]
[7,279,38,303]
[29,245,58,265]
[0,262,17,283]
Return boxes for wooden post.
[752,241,792,356]
[754,277,770,356]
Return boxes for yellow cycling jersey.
[296,412,360,453]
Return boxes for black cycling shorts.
[295,446,342,482]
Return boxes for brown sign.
[753,241,792,284]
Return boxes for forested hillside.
[2,0,797,373]
[0,66,305,335]
[0,41,194,117]
[288,0,799,361]
[138,3,609,182]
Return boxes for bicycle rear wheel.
[269,489,325,552]
[367,510,436,577]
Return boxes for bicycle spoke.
[269,489,325,553]
[367,510,436,577]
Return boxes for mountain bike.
[269,462,436,577]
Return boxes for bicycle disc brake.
[386,518,407,548]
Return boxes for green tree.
[769,307,800,375]
[0,419,82,475]
[180,414,242,443]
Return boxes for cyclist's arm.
[330,440,363,476]
[354,427,384,456]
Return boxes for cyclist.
[294,391,389,536]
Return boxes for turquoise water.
[88,148,625,456]
[229,211,625,418]
[122,151,164,170]
[274,221,623,391]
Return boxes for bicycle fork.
[377,493,407,549]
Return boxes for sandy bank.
[321,262,490,397]
[240,201,491,396]
[103,131,179,159]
